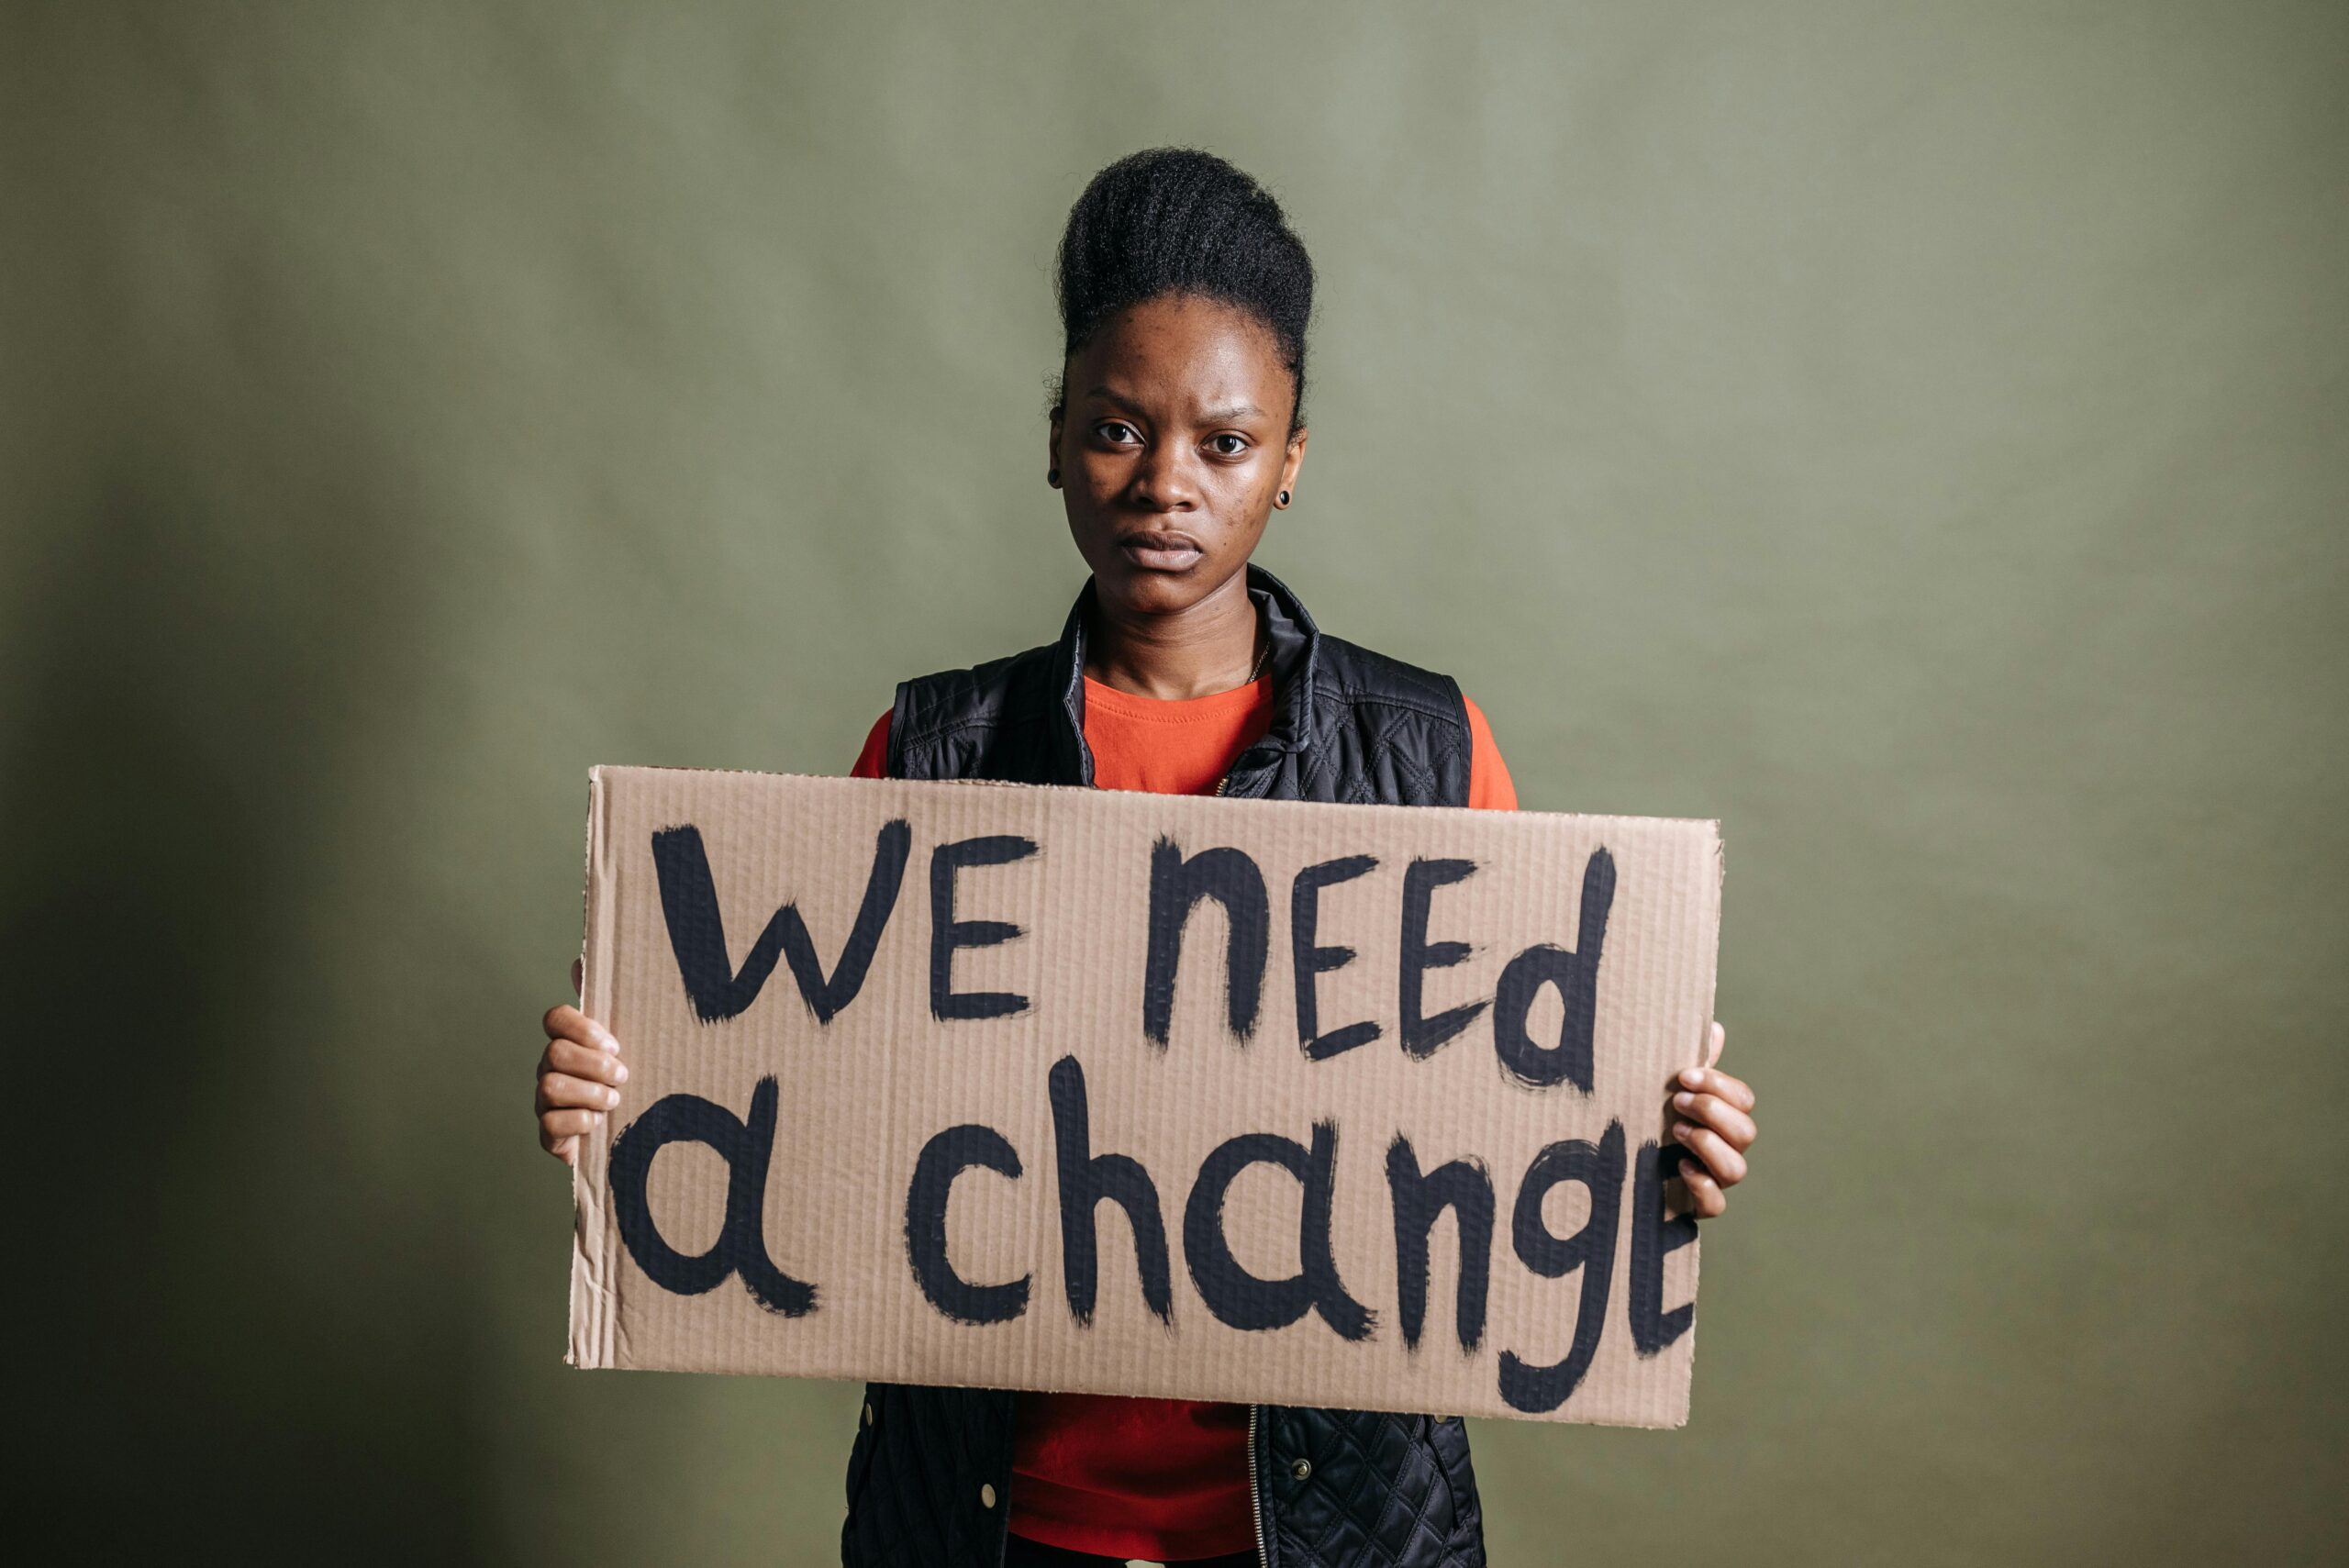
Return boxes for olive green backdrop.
[4,2,2341,1562]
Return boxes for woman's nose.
[1127,439,1197,511]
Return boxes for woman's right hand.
[537,990,628,1167]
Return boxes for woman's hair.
[1054,147,1316,432]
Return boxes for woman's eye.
[1208,433,1249,457]
[1095,420,1140,444]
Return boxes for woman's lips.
[1117,534,1204,571]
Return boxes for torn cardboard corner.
[568,766,1722,1428]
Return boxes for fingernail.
[1671,1120,1697,1142]
[605,1087,620,1108]
[1678,1067,1704,1087]
[599,1033,619,1053]
[1672,1091,1695,1111]
[613,1063,629,1084]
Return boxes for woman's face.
[1052,293,1308,620]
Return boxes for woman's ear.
[1277,427,1309,504]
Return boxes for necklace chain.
[1085,633,1269,692]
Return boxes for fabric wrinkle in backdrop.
[1,3,2343,1563]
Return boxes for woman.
[535,148,1759,1568]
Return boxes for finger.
[1678,1157,1727,1218]
[1706,1019,1725,1068]
[540,1127,578,1165]
[538,1073,622,1114]
[1674,1064,1755,1113]
[545,1038,629,1086]
[539,1107,606,1141]
[1669,1090,1756,1151]
[543,1003,619,1053]
[1663,1166,1712,1221]
[1671,1120,1748,1186]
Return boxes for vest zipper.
[1246,1402,1269,1565]
[1213,751,1252,797]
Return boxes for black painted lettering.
[928,835,1039,1021]
[1386,1137,1493,1352]
[651,819,911,1024]
[1142,838,1268,1047]
[1049,1056,1172,1326]
[904,1123,1030,1324]
[1629,1140,1698,1356]
[608,1079,816,1316]
[1497,1121,1625,1413]
[1182,1125,1374,1340]
[1292,854,1381,1061]
[1399,858,1487,1058]
[1491,849,1616,1091]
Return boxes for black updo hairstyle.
[1053,148,1316,433]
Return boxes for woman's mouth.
[1117,531,1205,572]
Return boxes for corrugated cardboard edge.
[1669,820,1726,1429]
[565,766,618,1369]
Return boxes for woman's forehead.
[1070,295,1293,416]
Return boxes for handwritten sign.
[568,766,1721,1426]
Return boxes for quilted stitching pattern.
[841,1383,1016,1567]
[1256,1407,1486,1568]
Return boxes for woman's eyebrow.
[1081,388,1265,425]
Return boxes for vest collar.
[1051,563,1322,787]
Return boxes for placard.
[568,766,1721,1426]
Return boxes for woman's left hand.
[1669,1020,1755,1218]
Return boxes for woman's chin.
[1093,567,1222,621]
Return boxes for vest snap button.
[1290,1457,1312,1481]
[979,1483,996,1508]
[862,1402,874,1427]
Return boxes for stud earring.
[1048,467,1060,487]
[1276,489,1292,508]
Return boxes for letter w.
[651,820,911,1024]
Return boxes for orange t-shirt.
[848,673,1515,1561]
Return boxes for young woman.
[535,149,1760,1568]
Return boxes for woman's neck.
[1084,573,1264,701]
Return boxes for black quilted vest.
[841,565,1488,1568]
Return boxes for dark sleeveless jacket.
[841,566,1487,1568]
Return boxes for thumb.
[1706,1019,1726,1068]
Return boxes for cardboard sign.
[568,766,1722,1427]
